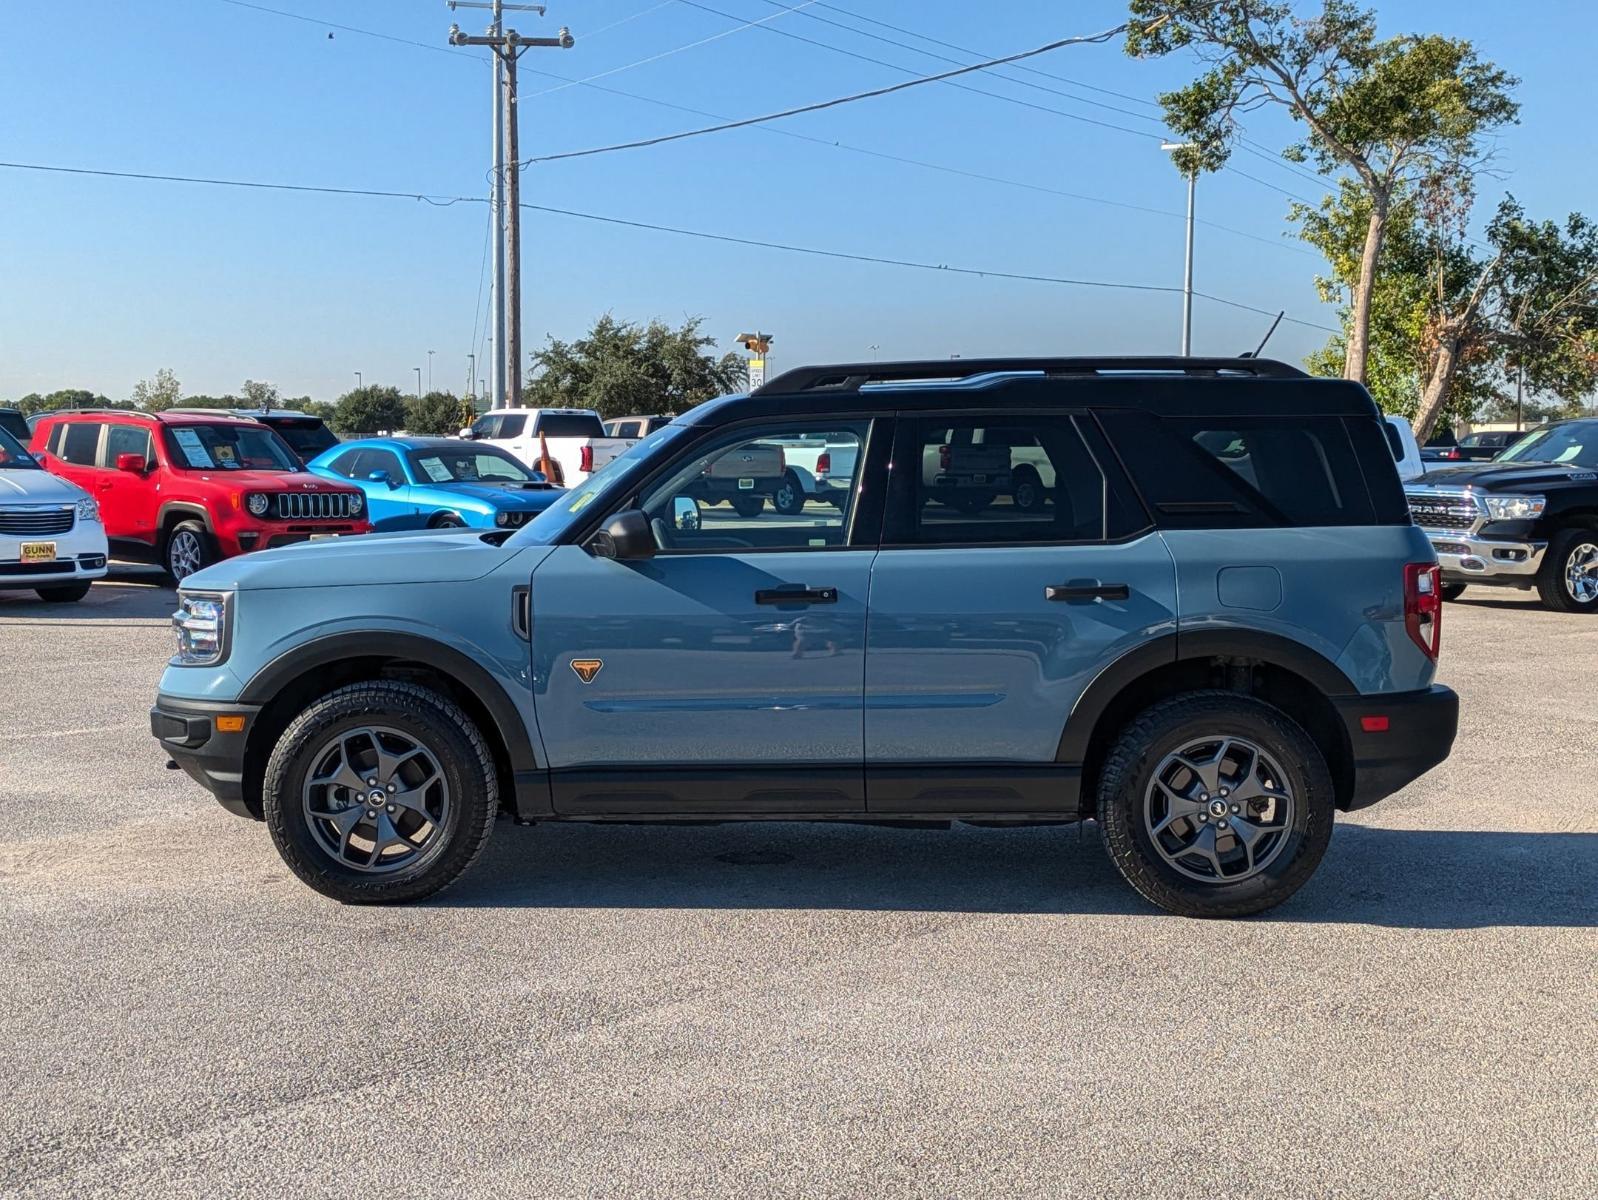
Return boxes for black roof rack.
[754,356,1308,395]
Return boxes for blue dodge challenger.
[308,437,566,531]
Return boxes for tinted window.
[324,449,363,478]
[59,422,103,466]
[0,426,40,469]
[640,422,869,552]
[897,415,1107,545]
[271,419,336,457]
[1104,412,1375,528]
[104,424,152,465]
[0,411,30,443]
[497,415,526,438]
[533,413,604,438]
[357,448,405,481]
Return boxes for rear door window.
[533,412,605,438]
[59,422,104,466]
[104,424,152,466]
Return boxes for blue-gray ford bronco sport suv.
[151,357,1458,917]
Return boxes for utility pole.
[1162,142,1197,356]
[449,4,572,408]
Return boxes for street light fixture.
[354,371,363,389]
[1162,141,1197,357]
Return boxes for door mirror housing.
[590,509,657,561]
[672,495,702,532]
[115,453,147,473]
[368,470,399,489]
[458,427,477,440]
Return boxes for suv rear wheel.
[1536,527,1598,613]
[164,520,215,583]
[772,470,806,516]
[262,681,498,904]
[1096,692,1334,918]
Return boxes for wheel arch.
[1062,631,1357,813]
[237,632,539,820]
[157,501,214,536]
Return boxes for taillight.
[815,451,831,478]
[579,444,593,474]
[1443,447,1460,460]
[939,444,951,469]
[1404,562,1442,661]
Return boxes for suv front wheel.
[164,520,216,583]
[1096,692,1334,918]
[262,681,498,904]
[1536,527,1598,613]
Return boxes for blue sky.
[2,0,1593,403]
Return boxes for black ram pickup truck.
[1405,418,1598,612]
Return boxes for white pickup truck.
[765,433,861,513]
[461,408,632,486]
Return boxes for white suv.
[0,426,108,602]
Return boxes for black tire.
[1011,466,1047,513]
[1096,691,1335,919]
[34,581,93,602]
[1534,527,1598,614]
[429,512,467,529]
[164,520,215,583]
[772,470,806,516]
[731,494,765,518]
[949,491,995,515]
[1440,582,1467,602]
[262,680,498,904]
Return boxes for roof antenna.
[1240,310,1284,359]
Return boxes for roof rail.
[754,356,1308,395]
[36,406,157,419]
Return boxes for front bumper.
[151,695,263,819]
[0,552,109,587]
[1334,685,1459,810]
[1418,527,1546,585]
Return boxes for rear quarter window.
[533,413,605,438]
[1100,411,1380,528]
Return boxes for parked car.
[462,408,630,486]
[603,414,673,439]
[31,409,369,582]
[168,408,339,461]
[766,432,861,513]
[1422,428,1533,464]
[1384,415,1424,481]
[1406,417,1598,611]
[0,408,31,443]
[308,437,565,531]
[152,355,1457,917]
[0,425,108,602]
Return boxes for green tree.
[332,385,407,437]
[406,390,466,435]
[1297,186,1598,437]
[131,368,183,411]
[179,395,240,409]
[1126,1,1518,384]
[14,389,116,416]
[240,379,280,411]
[528,315,747,419]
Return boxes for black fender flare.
[238,631,538,779]
[1057,630,1356,763]
[157,501,214,535]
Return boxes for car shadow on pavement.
[0,564,172,620]
[440,821,1597,929]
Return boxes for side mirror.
[672,495,702,532]
[589,509,657,561]
[368,470,399,489]
[115,453,147,473]
[458,427,477,440]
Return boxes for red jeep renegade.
[30,410,369,581]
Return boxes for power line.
[210,0,482,59]
[528,0,822,97]
[526,24,1134,164]
[0,159,1338,333]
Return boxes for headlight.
[1484,494,1546,521]
[348,491,365,515]
[171,591,230,666]
[245,492,271,516]
[75,496,100,523]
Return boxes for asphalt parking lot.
[1,569,1594,1199]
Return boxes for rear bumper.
[1334,685,1459,811]
[151,695,263,819]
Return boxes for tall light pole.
[427,349,435,392]
[467,352,476,398]
[354,371,363,389]
[1162,141,1197,357]
[414,367,422,397]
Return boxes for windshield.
[515,422,691,544]
[271,420,338,458]
[1495,423,1598,468]
[409,447,540,484]
[164,423,302,471]
[0,427,41,469]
